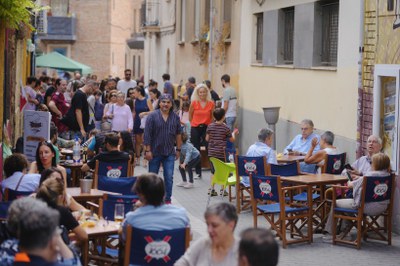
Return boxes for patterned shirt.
[206,122,231,160]
[144,109,181,156]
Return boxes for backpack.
[94,100,104,121]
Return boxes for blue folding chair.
[123,225,190,266]
[3,189,34,201]
[332,174,395,249]
[97,175,137,195]
[99,194,138,221]
[249,175,312,248]
[235,155,268,213]
[269,162,320,202]
[224,148,237,163]
[322,153,347,174]
[94,158,133,188]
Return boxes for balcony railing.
[38,16,76,41]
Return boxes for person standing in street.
[117,69,137,98]
[162,73,174,97]
[221,74,237,131]
[144,94,182,204]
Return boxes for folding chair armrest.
[86,201,99,214]
[282,184,308,192]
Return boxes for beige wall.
[239,0,361,161]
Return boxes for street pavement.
[134,162,400,266]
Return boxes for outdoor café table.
[280,173,348,235]
[277,154,305,164]
[60,161,83,187]
[66,187,121,203]
[82,219,121,266]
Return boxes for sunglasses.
[111,94,117,97]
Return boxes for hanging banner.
[23,110,51,162]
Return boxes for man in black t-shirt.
[61,80,97,139]
[81,132,130,172]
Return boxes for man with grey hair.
[246,128,277,164]
[284,119,320,154]
[9,198,79,265]
[345,135,383,180]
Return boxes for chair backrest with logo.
[224,148,237,163]
[269,162,300,176]
[97,175,137,195]
[99,194,138,220]
[236,156,267,178]
[123,225,190,266]
[321,153,346,174]
[250,175,280,203]
[363,175,393,204]
[94,158,132,188]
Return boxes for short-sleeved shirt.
[210,90,220,102]
[163,81,174,97]
[190,100,215,127]
[1,172,40,193]
[64,89,89,131]
[206,122,231,159]
[57,206,79,232]
[246,142,277,164]
[87,150,130,169]
[222,86,237,118]
[24,86,37,111]
[117,79,137,98]
[44,86,56,104]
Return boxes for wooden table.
[82,219,120,266]
[277,154,305,164]
[66,188,121,203]
[60,161,83,187]
[281,174,348,234]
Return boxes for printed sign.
[106,166,123,178]
[23,110,51,162]
[144,236,172,263]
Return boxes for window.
[255,13,263,62]
[205,0,211,26]
[222,0,232,37]
[52,47,67,56]
[282,7,294,64]
[50,0,69,16]
[36,9,47,33]
[321,1,339,66]
[194,0,201,39]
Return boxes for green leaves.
[0,0,48,29]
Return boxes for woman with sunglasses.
[102,89,118,132]
[29,141,67,187]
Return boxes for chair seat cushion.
[292,192,320,201]
[258,203,309,214]
[96,245,118,258]
[334,207,358,214]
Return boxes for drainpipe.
[356,0,365,158]
[208,0,213,80]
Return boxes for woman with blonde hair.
[189,83,215,179]
[36,177,88,243]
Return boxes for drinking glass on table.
[114,203,124,223]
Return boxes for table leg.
[82,239,89,266]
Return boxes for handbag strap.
[15,174,26,191]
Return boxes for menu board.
[23,110,51,162]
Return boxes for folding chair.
[93,157,133,188]
[97,175,138,195]
[224,147,237,163]
[269,162,320,202]
[122,225,190,266]
[332,174,395,249]
[249,175,312,248]
[3,189,34,201]
[321,153,347,174]
[207,157,236,206]
[235,155,267,213]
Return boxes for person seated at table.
[239,228,279,266]
[303,131,339,173]
[175,202,238,266]
[1,153,40,193]
[81,132,130,172]
[29,140,67,187]
[118,130,135,158]
[37,167,86,212]
[246,128,277,164]
[0,197,81,266]
[284,119,320,173]
[322,153,391,241]
[121,173,189,240]
[36,177,88,244]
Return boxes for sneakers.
[184,182,194,189]
[194,174,202,180]
[176,181,188,187]
[165,200,172,205]
[209,189,218,196]
[322,234,333,243]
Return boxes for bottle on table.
[73,135,81,163]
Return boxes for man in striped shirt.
[144,94,182,204]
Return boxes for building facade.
[37,0,144,79]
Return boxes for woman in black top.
[36,177,88,243]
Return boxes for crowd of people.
[0,69,393,265]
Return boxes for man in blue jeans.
[144,94,182,204]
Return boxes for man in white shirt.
[221,74,237,131]
[117,69,137,98]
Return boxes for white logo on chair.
[106,166,122,178]
[373,183,388,197]
[244,161,257,173]
[333,160,342,171]
[228,154,234,162]
[144,237,171,263]
[259,182,272,195]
